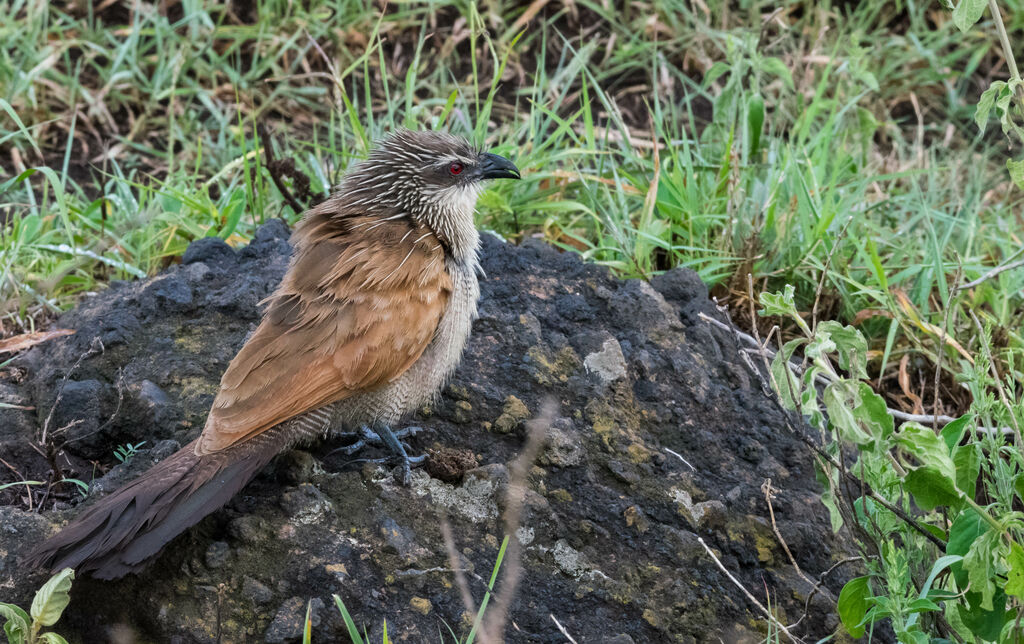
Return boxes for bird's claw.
[329,425,427,485]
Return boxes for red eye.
[449,162,464,175]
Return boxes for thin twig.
[987,0,1022,86]
[786,556,864,629]
[257,124,306,215]
[549,614,579,644]
[969,310,1023,447]
[933,261,962,431]
[958,256,1024,291]
[761,479,814,587]
[0,456,33,511]
[810,216,853,333]
[696,537,804,644]
[441,518,479,622]
[664,447,696,471]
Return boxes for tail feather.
[26,438,278,580]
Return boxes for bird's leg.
[374,424,427,486]
[329,424,426,485]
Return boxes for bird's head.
[338,129,520,262]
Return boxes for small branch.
[988,0,1022,85]
[479,401,554,643]
[697,537,804,644]
[257,124,307,216]
[549,614,579,644]
[664,447,696,471]
[787,556,865,630]
[762,479,814,587]
[958,257,1024,291]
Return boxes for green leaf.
[905,597,941,613]
[895,422,957,482]
[907,555,963,629]
[30,568,74,627]
[904,466,960,511]
[302,600,312,644]
[758,285,798,319]
[940,414,972,452]
[957,589,1007,640]
[953,0,988,32]
[838,576,872,637]
[953,444,981,499]
[36,633,70,644]
[818,321,868,380]
[1007,157,1024,190]
[703,62,731,88]
[0,602,30,644]
[746,93,765,158]
[896,630,929,644]
[816,460,845,532]
[948,509,988,585]
[1006,542,1024,598]
[823,381,893,446]
[760,57,794,91]
[769,338,806,411]
[965,530,1000,611]
[332,595,364,644]
[975,81,1006,131]
[0,481,43,492]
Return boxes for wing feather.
[195,212,450,454]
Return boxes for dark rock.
[278,450,321,485]
[229,515,268,545]
[376,516,427,565]
[605,459,640,486]
[204,541,230,569]
[243,577,275,605]
[182,236,235,265]
[264,596,321,643]
[0,507,52,584]
[96,308,141,346]
[47,379,106,453]
[279,484,332,525]
[135,379,175,426]
[0,232,854,643]
[139,275,193,315]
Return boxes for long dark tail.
[26,438,278,580]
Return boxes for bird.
[26,129,521,580]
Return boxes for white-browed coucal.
[27,129,521,579]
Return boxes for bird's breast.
[328,257,480,427]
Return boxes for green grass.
[2,0,1024,403]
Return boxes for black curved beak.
[479,152,521,180]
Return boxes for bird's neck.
[416,183,482,266]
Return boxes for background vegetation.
[4,0,1024,639]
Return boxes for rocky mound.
[0,221,853,642]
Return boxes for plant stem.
[988,0,1022,97]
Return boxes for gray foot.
[331,425,427,485]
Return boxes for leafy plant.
[0,568,74,644]
[758,287,1024,640]
[113,441,146,464]
[949,0,1024,189]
